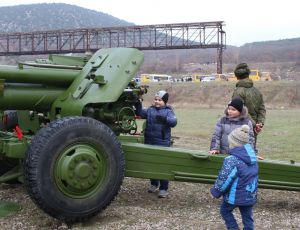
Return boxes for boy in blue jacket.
[135,90,177,198]
[210,125,258,230]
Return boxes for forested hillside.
[0,3,132,32]
[239,38,300,62]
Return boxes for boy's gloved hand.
[156,115,167,123]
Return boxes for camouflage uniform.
[232,79,266,126]
[232,78,266,152]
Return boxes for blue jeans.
[150,179,169,190]
[220,201,254,230]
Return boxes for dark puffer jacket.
[210,144,258,206]
[135,103,177,147]
[210,107,255,154]
[232,79,266,125]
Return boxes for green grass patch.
[171,108,300,161]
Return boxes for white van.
[201,76,216,82]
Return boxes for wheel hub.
[55,144,106,197]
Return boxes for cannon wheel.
[24,116,125,223]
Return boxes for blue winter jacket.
[135,103,177,147]
[210,144,258,206]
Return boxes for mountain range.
[0,3,299,80]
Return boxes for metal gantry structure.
[0,21,226,73]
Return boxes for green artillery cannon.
[0,48,299,223]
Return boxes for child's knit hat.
[228,125,250,149]
[155,90,169,104]
[228,97,244,113]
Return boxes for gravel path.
[1,177,300,229]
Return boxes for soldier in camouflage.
[232,63,266,151]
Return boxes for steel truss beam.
[0,21,226,73]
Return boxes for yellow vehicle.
[192,73,228,82]
[210,74,228,81]
[227,70,271,81]
[249,70,261,81]
[192,74,210,82]
[140,74,173,83]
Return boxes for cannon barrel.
[0,83,64,111]
[0,64,79,111]
[0,65,79,87]
[0,48,144,115]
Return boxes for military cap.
[234,63,251,78]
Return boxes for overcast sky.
[1,0,299,46]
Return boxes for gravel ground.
[1,177,300,230]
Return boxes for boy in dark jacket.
[135,90,177,198]
[211,125,258,230]
[232,63,266,151]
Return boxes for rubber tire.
[24,116,125,223]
